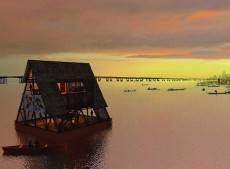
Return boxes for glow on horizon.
[91,59,230,78]
[1,53,230,78]
[44,53,230,78]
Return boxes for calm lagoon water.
[1,80,230,169]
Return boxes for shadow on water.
[11,126,112,169]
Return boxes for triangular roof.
[24,60,107,116]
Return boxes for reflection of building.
[15,60,111,138]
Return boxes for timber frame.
[16,60,111,133]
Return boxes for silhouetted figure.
[28,140,33,148]
[90,110,94,117]
[34,139,39,147]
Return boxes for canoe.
[2,144,66,155]
[147,87,159,91]
[124,89,136,92]
[168,88,186,91]
[207,92,227,95]
[207,85,220,87]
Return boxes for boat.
[2,144,66,155]
[207,85,220,87]
[124,89,136,92]
[147,87,159,90]
[207,89,230,95]
[167,88,186,91]
[207,92,227,95]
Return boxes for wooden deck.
[15,118,112,143]
[19,115,100,132]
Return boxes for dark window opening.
[57,81,85,94]
[57,82,66,94]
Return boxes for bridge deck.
[0,75,215,84]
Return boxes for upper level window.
[57,82,66,94]
[57,81,85,94]
[69,82,84,92]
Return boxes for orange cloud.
[1,0,230,59]
[189,10,230,20]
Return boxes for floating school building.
[15,60,111,139]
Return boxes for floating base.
[15,119,112,143]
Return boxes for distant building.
[16,60,111,135]
[218,71,230,85]
[218,78,230,85]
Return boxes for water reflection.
[2,80,230,169]
[14,128,111,169]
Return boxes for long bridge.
[0,75,216,84]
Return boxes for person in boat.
[34,139,39,147]
[90,110,93,117]
[28,140,33,148]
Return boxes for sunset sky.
[1,0,230,77]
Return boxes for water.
[1,80,230,169]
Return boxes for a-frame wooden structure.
[16,60,111,132]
